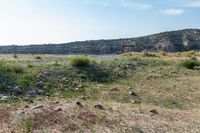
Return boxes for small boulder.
[77,84,83,88]
[55,108,62,112]
[24,105,29,108]
[43,86,49,90]
[128,91,137,96]
[76,101,84,108]
[80,95,90,100]
[110,87,119,91]
[150,109,159,115]
[0,96,10,101]
[33,105,44,109]
[36,81,45,87]
[94,104,104,110]
[54,101,60,104]
[37,90,45,95]
[13,86,23,96]
[17,111,26,116]
[28,87,38,97]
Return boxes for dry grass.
[0,99,200,133]
[1,52,200,132]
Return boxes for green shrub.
[27,64,34,68]
[35,56,42,60]
[70,56,95,67]
[13,54,18,59]
[185,51,196,58]
[23,116,33,133]
[11,65,24,73]
[159,51,167,56]
[179,59,200,69]
[16,73,34,87]
[0,61,23,74]
[142,50,157,57]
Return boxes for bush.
[35,56,42,60]
[179,59,200,69]
[13,54,18,59]
[70,56,95,67]
[159,51,167,56]
[0,61,23,74]
[142,50,157,57]
[11,65,24,73]
[185,51,196,58]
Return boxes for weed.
[179,59,200,69]
[35,56,42,60]
[23,116,33,133]
[70,56,95,67]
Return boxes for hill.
[0,29,200,54]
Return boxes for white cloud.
[81,0,108,7]
[163,8,184,15]
[119,0,152,10]
[185,0,200,8]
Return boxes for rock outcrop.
[0,29,200,54]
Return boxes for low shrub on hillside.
[0,61,23,74]
[142,50,157,57]
[13,54,18,59]
[0,61,24,92]
[179,59,200,69]
[35,56,42,60]
[70,56,95,67]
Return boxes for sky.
[0,0,200,45]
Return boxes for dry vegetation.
[1,51,200,133]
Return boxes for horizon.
[0,28,199,47]
[0,0,200,45]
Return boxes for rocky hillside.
[0,29,200,54]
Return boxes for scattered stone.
[55,92,62,96]
[75,84,84,91]
[13,86,23,96]
[75,88,81,91]
[36,81,45,87]
[76,101,84,108]
[11,96,19,100]
[130,99,141,104]
[43,86,49,90]
[0,94,4,97]
[128,87,133,90]
[0,96,10,100]
[37,90,45,95]
[33,105,44,109]
[17,111,26,115]
[110,87,119,91]
[54,101,60,104]
[64,88,69,91]
[24,105,29,108]
[138,129,145,133]
[36,73,43,78]
[55,108,62,112]
[80,95,90,100]
[150,109,159,115]
[128,91,137,96]
[77,84,83,88]
[28,87,38,97]
[94,104,104,110]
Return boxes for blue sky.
[0,0,200,45]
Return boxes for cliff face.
[0,29,200,54]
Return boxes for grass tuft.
[179,59,200,69]
[70,56,95,67]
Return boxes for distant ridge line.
[0,29,200,54]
